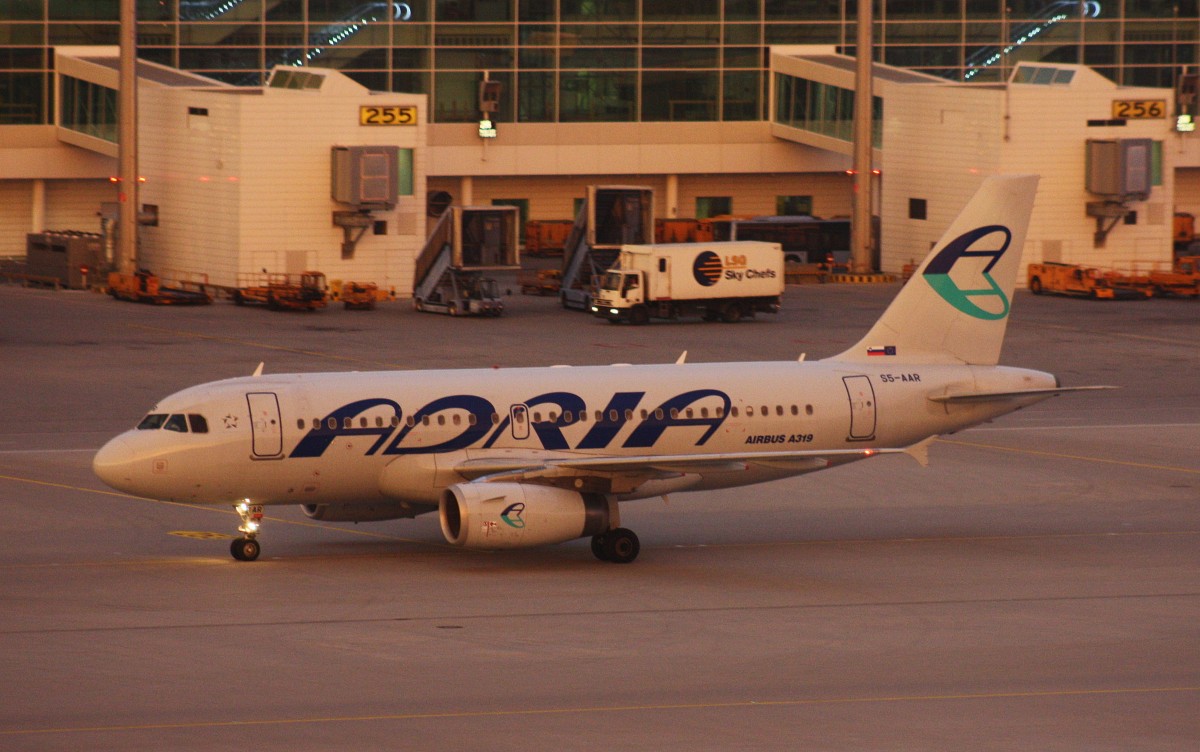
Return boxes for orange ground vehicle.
[524,220,574,256]
[340,281,380,310]
[518,268,562,295]
[1147,255,1200,297]
[1026,262,1145,300]
[107,269,212,305]
[654,218,715,244]
[234,271,327,311]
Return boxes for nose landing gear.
[231,501,263,561]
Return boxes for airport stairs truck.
[560,185,654,310]
[413,205,520,316]
[590,240,784,324]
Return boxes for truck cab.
[599,269,643,304]
[592,268,648,323]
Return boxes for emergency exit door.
[842,375,877,441]
[510,404,530,440]
[247,392,283,458]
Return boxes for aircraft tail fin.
[830,175,1039,366]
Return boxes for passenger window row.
[293,403,816,431]
[519,404,814,423]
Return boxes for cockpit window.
[137,412,207,433]
[137,414,168,430]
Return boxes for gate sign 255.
[360,106,418,126]
[1112,100,1166,119]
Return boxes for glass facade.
[774,73,882,148]
[59,74,118,143]
[2,0,1198,125]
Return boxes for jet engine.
[440,483,613,550]
[301,501,420,522]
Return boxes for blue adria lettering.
[288,389,731,458]
[381,395,495,455]
[289,398,402,458]
[623,389,731,448]
[482,391,587,450]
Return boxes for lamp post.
[116,0,138,274]
[851,0,875,273]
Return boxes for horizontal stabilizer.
[928,385,1116,404]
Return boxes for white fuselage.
[93,359,1056,509]
[91,174,1057,562]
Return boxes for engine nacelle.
[440,483,613,550]
[301,501,417,522]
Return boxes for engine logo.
[501,502,526,529]
[692,251,723,286]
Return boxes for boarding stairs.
[559,186,654,310]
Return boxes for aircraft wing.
[453,447,900,491]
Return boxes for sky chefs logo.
[692,251,775,286]
[692,251,723,286]
[922,225,1012,320]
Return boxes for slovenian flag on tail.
[867,346,896,356]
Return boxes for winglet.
[252,362,264,377]
[675,351,688,365]
[904,437,935,467]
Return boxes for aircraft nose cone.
[93,435,136,491]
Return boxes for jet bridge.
[412,206,520,316]
[559,186,654,310]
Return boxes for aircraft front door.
[842,375,877,441]
[247,392,283,458]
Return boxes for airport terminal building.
[3,2,1200,289]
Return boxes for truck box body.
[591,241,784,323]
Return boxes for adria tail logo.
[922,225,1012,320]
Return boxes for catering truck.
[590,241,784,324]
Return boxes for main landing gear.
[231,501,263,562]
[590,527,640,564]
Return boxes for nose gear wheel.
[231,502,264,561]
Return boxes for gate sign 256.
[1112,100,1166,119]
[360,106,418,126]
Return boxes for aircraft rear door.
[842,375,877,441]
[247,392,284,458]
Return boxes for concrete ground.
[0,276,1196,750]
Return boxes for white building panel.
[878,63,1174,279]
[135,70,427,291]
[45,180,116,233]
[0,182,35,256]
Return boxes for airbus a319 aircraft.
[94,174,1098,563]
